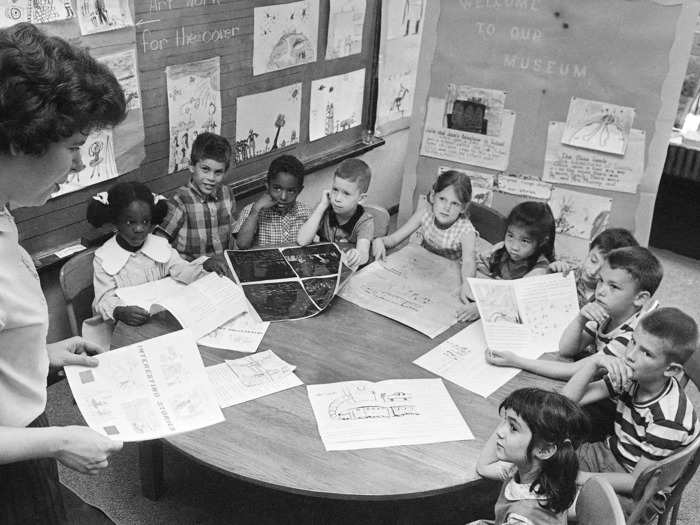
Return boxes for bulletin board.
[399,0,700,261]
[14,0,382,257]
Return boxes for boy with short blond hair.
[297,158,375,267]
[563,307,699,499]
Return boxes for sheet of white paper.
[549,187,612,241]
[205,350,302,408]
[309,69,366,141]
[496,174,552,200]
[115,277,186,312]
[99,49,142,112]
[0,0,30,28]
[561,97,635,155]
[307,378,473,451]
[413,320,523,398]
[64,329,224,441]
[54,244,86,259]
[77,0,133,35]
[326,0,365,59]
[198,312,270,353]
[339,244,461,338]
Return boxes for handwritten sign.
[497,174,551,200]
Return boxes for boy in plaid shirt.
[158,132,236,262]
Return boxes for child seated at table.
[470,387,589,525]
[88,182,221,326]
[235,155,311,248]
[562,307,699,510]
[297,158,375,267]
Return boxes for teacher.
[0,23,127,523]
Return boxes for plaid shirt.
[235,201,312,247]
[158,182,236,260]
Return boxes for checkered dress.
[158,182,236,260]
[414,206,476,260]
[235,201,312,247]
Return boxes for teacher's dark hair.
[0,23,127,156]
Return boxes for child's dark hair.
[606,246,663,296]
[590,228,638,253]
[190,132,232,170]
[639,307,698,365]
[267,154,305,186]
[86,182,169,228]
[335,158,372,193]
[429,170,472,215]
[500,388,590,514]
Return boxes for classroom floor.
[46,246,700,525]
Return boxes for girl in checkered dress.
[372,170,477,304]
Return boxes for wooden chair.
[627,437,700,525]
[469,202,507,245]
[58,247,98,337]
[575,477,625,525]
[364,203,391,237]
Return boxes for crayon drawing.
[77,0,133,35]
[309,69,365,141]
[470,280,521,325]
[325,0,365,59]
[561,97,635,155]
[386,0,424,40]
[51,128,119,198]
[234,83,301,164]
[253,0,319,76]
[32,0,75,24]
[0,0,30,27]
[166,57,222,174]
[444,84,506,137]
[99,48,141,112]
[548,188,612,241]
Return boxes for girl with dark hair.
[470,388,590,525]
[88,182,221,327]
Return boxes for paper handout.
[468,273,579,356]
[307,378,473,451]
[198,312,270,353]
[64,330,224,441]
[225,243,352,322]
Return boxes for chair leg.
[668,501,681,525]
[138,440,164,500]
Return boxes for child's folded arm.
[92,261,123,322]
[558,312,593,358]
[234,204,259,249]
[476,428,515,481]
[168,249,207,284]
[562,355,610,405]
[297,193,329,246]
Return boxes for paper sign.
[549,188,612,240]
[496,174,552,200]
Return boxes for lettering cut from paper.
[309,69,365,142]
[52,128,119,198]
[386,0,424,40]
[99,48,141,112]
[253,0,319,75]
[234,83,301,165]
[166,56,222,174]
[548,187,612,241]
[561,97,635,155]
[444,84,506,137]
[77,0,133,35]
[326,0,365,59]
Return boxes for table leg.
[138,440,164,500]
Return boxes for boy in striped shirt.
[563,307,699,505]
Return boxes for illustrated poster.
[444,84,506,137]
[309,69,365,141]
[0,0,30,27]
[561,97,635,156]
[77,0,133,35]
[548,187,612,241]
[326,0,365,59]
[99,48,141,112]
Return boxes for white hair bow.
[92,192,109,205]
[153,193,167,204]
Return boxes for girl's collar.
[504,473,547,501]
[97,233,171,275]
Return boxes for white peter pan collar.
[503,476,549,502]
[96,234,171,275]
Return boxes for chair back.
[58,247,97,337]
[469,202,507,245]
[364,203,391,238]
[576,477,625,525]
[628,436,700,525]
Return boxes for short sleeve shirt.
[318,206,374,244]
[583,309,644,358]
[235,201,312,247]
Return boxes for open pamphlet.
[64,329,224,441]
[225,243,353,322]
[306,378,473,451]
[115,273,248,340]
[467,272,579,356]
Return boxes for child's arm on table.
[558,303,603,358]
[236,195,275,249]
[167,248,207,283]
[92,258,149,326]
[486,349,582,380]
[476,428,515,481]
[372,199,427,261]
[459,230,477,303]
[297,190,330,246]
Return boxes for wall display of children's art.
[309,68,365,142]
[325,0,365,60]
[99,48,141,112]
[51,129,119,198]
[166,57,222,174]
[437,166,494,207]
[32,0,76,24]
[386,0,424,40]
[77,0,133,35]
[234,83,302,165]
[561,98,635,156]
[542,122,645,194]
[0,0,30,27]
[444,84,506,137]
[420,97,515,171]
[548,187,611,241]
[253,0,319,76]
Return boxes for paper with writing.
[115,277,186,312]
[198,312,270,353]
[326,0,365,59]
[496,174,552,200]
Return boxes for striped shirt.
[158,182,236,261]
[605,376,699,472]
[412,196,476,261]
[584,309,643,358]
[235,201,312,247]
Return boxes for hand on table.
[47,336,104,370]
[113,305,151,326]
[343,248,360,268]
[53,426,123,475]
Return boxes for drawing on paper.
[99,49,141,111]
[235,83,301,164]
[77,0,133,35]
[170,391,206,419]
[122,399,161,434]
[326,0,365,59]
[470,281,521,324]
[166,57,221,174]
[444,84,506,136]
[253,0,319,75]
[32,0,75,23]
[386,0,424,40]
[328,385,419,421]
[51,128,119,198]
[561,97,635,155]
[437,166,494,206]
[548,188,612,240]
[309,69,365,141]
[0,0,29,27]
[228,353,294,388]
[159,347,186,387]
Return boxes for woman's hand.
[456,303,480,322]
[46,336,104,370]
[113,305,150,326]
[372,237,387,261]
[52,426,123,475]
